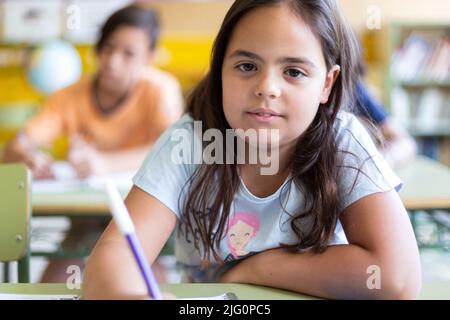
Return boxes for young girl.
[83,0,421,299]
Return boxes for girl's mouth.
[246,111,282,122]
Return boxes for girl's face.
[222,4,339,150]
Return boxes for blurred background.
[0,0,449,162]
[0,0,449,290]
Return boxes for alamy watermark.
[170,121,280,175]
[66,4,81,31]
[66,265,82,290]
[366,5,382,30]
[366,265,381,290]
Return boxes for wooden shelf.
[396,81,450,89]
[407,121,450,137]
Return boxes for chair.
[0,164,31,282]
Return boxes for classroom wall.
[150,0,450,36]
[2,0,450,104]
[340,0,450,32]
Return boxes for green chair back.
[0,164,31,282]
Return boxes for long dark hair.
[181,0,360,267]
[96,4,160,52]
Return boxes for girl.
[83,0,421,299]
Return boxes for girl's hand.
[218,258,257,284]
[218,248,290,284]
[136,292,177,300]
[219,267,241,283]
[162,292,177,300]
[68,135,105,178]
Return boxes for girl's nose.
[254,72,281,99]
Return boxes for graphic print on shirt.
[225,211,260,262]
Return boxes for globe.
[27,40,82,95]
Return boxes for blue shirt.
[354,82,389,125]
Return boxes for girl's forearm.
[83,241,149,300]
[229,245,419,299]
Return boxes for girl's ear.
[320,65,341,104]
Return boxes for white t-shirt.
[133,111,402,282]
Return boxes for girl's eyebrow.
[228,49,316,69]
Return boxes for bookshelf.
[387,22,450,165]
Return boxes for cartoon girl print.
[225,211,260,262]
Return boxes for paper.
[0,292,237,300]
[32,161,134,194]
[179,292,238,300]
[0,293,80,300]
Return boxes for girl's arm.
[82,186,177,299]
[220,190,422,299]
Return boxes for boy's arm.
[2,133,54,179]
[2,92,68,178]
[220,189,422,299]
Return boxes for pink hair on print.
[227,212,260,259]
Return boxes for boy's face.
[221,4,339,151]
[97,25,152,93]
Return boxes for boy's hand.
[29,151,54,180]
[68,135,105,178]
[3,134,54,179]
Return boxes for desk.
[0,282,449,300]
[33,187,130,217]
[30,157,450,254]
[30,182,130,259]
[32,156,450,216]
[0,283,313,300]
[395,156,450,248]
[33,190,113,216]
[396,156,450,211]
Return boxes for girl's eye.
[237,63,257,73]
[285,68,305,78]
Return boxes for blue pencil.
[104,179,163,300]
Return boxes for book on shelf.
[439,138,450,166]
[391,31,450,84]
[423,36,450,83]
[415,89,445,131]
[390,87,411,125]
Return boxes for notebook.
[0,292,238,300]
